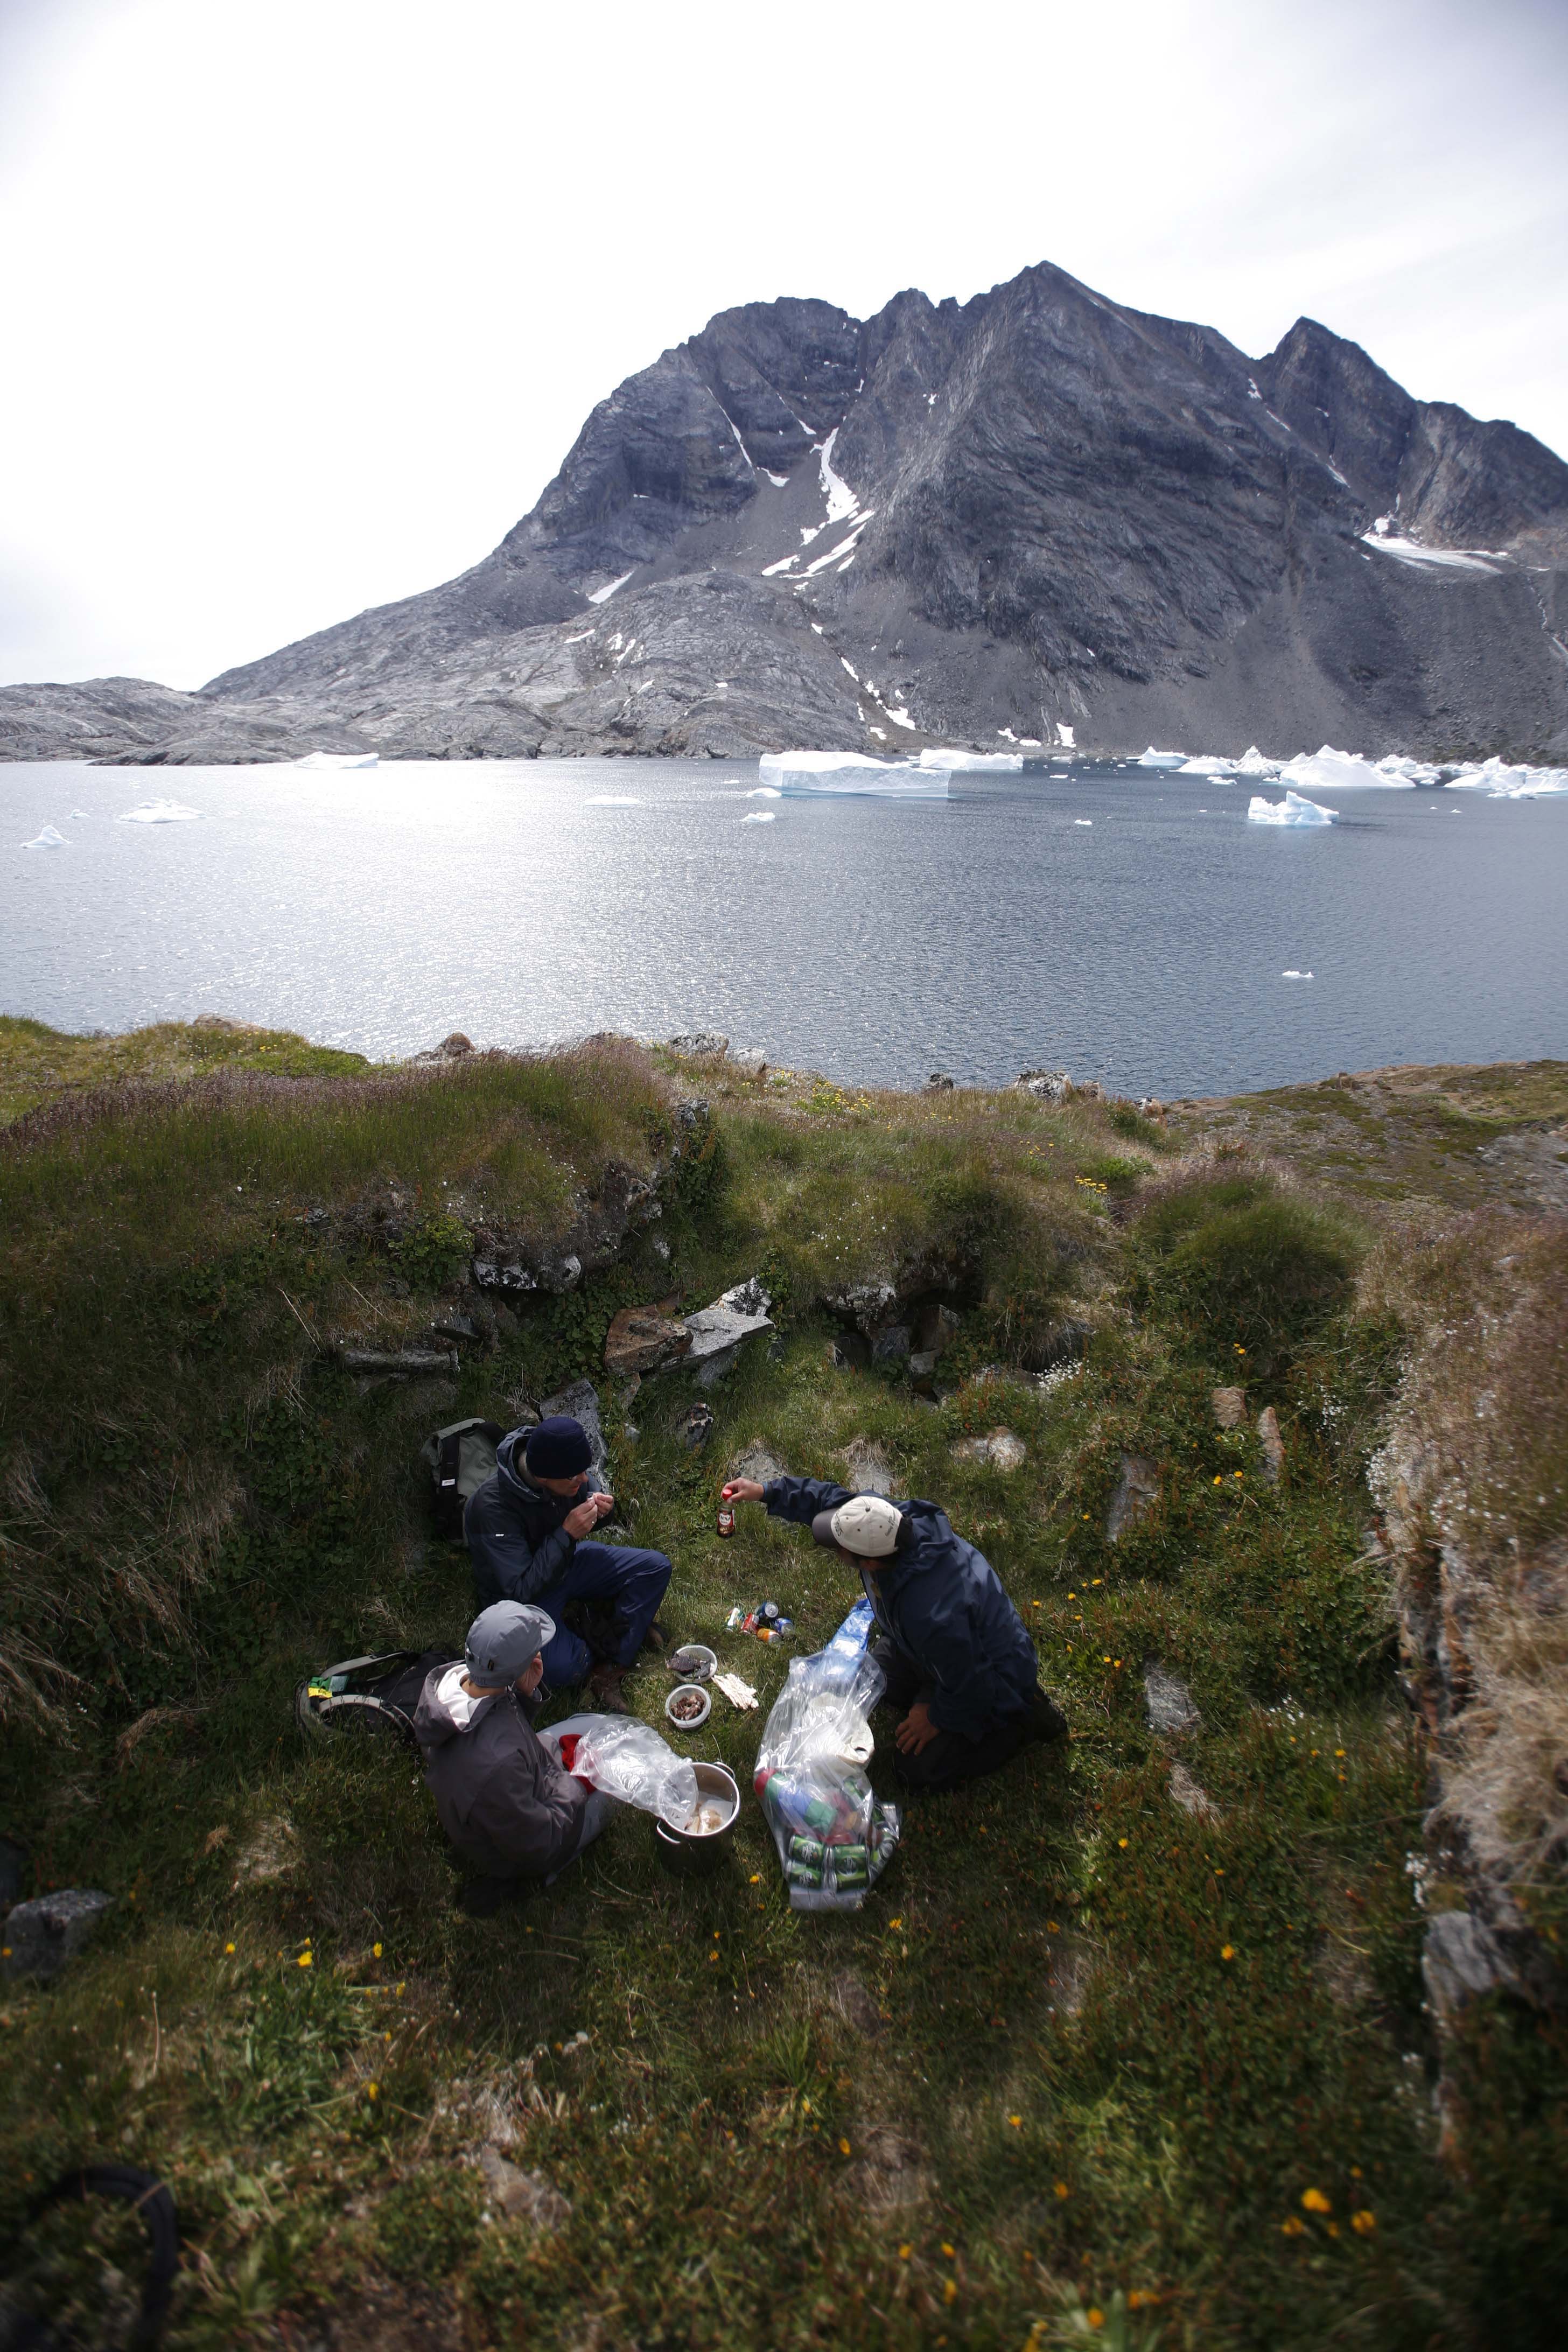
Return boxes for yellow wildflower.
[1220,1945,1235,1961]
[838,2137,851,2155]
[1301,2188,1331,2214]
[898,2243,912,2260]
[373,1942,382,1958]
[1351,2210,1376,2235]
[1280,2216,1306,2237]
[1008,2113,1023,2127]
[1053,2181,1070,2200]
[1086,2311,1105,2331]
[223,1942,235,1955]
[297,1951,313,1969]
[942,2279,958,2305]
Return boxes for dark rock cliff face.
[6,260,1566,764]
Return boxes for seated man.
[721,1473,1067,1790]
[465,1413,671,1713]
[414,1600,615,1913]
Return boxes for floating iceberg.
[916,747,1023,772]
[22,824,68,849]
[1056,723,1076,747]
[1282,969,1315,979]
[744,785,782,799]
[1074,818,1094,826]
[1375,754,1441,785]
[295,751,379,771]
[1137,747,1186,769]
[1236,746,1278,776]
[1277,747,1406,792]
[1178,755,1235,775]
[1444,756,1568,799]
[759,751,948,798]
[741,810,776,824]
[1248,790,1336,827]
[68,809,90,820]
[116,799,202,823]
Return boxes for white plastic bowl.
[665,1682,712,1731]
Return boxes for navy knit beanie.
[524,1415,593,1479]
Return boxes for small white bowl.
[666,1682,712,1731]
[668,1643,717,1682]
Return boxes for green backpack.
[421,1417,504,1543]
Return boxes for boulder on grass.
[605,1307,691,1379]
[3,1888,113,1980]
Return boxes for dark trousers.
[872,1639,1041,1793]
[534,1542,671,1686]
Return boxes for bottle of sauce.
[717,1502,736,1538]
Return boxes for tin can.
[788,1835,826,1867]
[725,1606,745,1632]
[784,1857,824,1888]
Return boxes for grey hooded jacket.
[414,1664,590,1880]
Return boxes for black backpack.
[294,1649,450,1752]
[421,1417,504,1542]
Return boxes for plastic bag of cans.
[752,1647,900,1911]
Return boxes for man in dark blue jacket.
[722,1472,1066,1790]
[465,1415,671,1713]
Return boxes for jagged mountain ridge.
[6,258,1567,763]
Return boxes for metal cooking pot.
[653,1760,740,1878]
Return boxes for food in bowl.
[670,1689,706,1723]
[683,1800,730,1836]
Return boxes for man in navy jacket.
[465,1415,671,1712]
[722,1472,1066,1789]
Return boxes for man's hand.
[721,1478,765,1504]
[894,1702,941,1755]
[565,1490,613,1539]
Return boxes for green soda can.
[785,1858,824,1888]
[788,1835,826,1867]
[831,1845,870,1886]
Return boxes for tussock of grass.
[0,1025,1563,2347]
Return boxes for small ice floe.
[584,795,641,806]
[116,799,202,823]
[1057,723,1076,747]
[22,824,68,849]
[1137,747,1186,769]
[1178,755,1234,775]
[295,751,378,771]
[1375,753,1441,785]
[741,810,776,824]
[1281,970,1315,980]
[1074,818,1094,826]
[917,747,1023,772]
[68,809,90,820]
[1248,790,1336,826]
[745,786,782,799]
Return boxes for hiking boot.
[640,1618,670,1654]
[586,1661,633,1714]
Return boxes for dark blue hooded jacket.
[762,1476,1039,1741]
[465,1427,589,1609]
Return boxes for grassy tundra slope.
[1,1021,1565,2351]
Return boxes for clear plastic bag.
[570,1718,697,1829]
[753,1646,901,1911]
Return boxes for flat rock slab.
[3,1888,112,1979]
[1144,1662,1201,1737]
[1212,1385,1247,1428]
[953,1428,1027,1471]
[1107,1453,1160,1541]
[680,1278,773,1386]
[604,1306,691,1378]
[729,1439,787,1485]
[1257,1405,1286,1485]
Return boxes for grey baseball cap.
[464,1600,556,1684]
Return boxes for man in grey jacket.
[414,1600,614,1913]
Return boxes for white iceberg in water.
[917,747,1023,772]
[22,823,68,849]
[759,751,948,798]
[1375,754,1441,785]
[1137,747,1186,769]
[1278,746,1405,792]
[1178,755,1234,775]
[1236,746,1278,776]
[1056,723,1076,747]
[1445,755,1568,799]
[116,799,202,823]
[1282,969,1315,979]
[741,810,776,824]
[1248,790,1337,827]
[295,751,379,770]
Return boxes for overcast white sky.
[3,0,1565,691]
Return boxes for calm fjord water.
[4,757,1565,1096]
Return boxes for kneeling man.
[415,1601,615,1912]
[466,1413,671,1712]
[722,1473,1066,1790]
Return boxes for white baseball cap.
[812,1493,904,1558]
